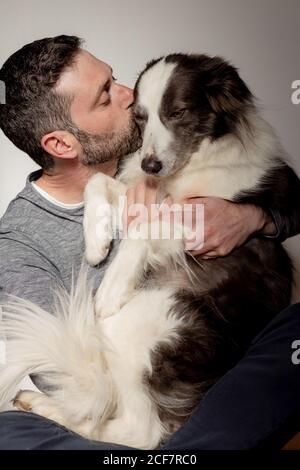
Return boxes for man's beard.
[73,114,142,166]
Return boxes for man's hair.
[0,35,82,169]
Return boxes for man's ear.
[41,131,81,159]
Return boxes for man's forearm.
[235,164,300,243]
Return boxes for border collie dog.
[0,53,294,449]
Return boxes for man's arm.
[185,163,300,258]
[122,163,300,258]
[234,163,300,243]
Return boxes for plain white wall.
[0,0,299,299]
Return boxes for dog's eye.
[169,109,187,119]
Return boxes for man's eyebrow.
[91,67,113,109]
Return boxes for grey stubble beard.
[74,114,142,166]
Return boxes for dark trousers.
[1,303,300,450]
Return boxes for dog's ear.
[202,57,253,115]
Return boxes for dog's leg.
[13,391,84,432]
[13,390,101,438]
[98,394,164,449]
[95,237,149,318]
[13,390,65,422]
[96,288,180,448]
[95,219,187,319]
[84,172,127,266]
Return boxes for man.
[0,35,300,450]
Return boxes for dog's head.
[133,53,254,177]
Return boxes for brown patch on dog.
[12,390,32,412]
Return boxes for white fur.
[98,287,182,448]
[0,270,115,436]
[165,111,284,201]
[84,173,127,266]
[0,270,182,448]
[138,59,176,158]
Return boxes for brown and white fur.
[0,53,294,449]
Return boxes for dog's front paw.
[95,282,134,319]
[85,230,112,266]
[12,390,63,422]
[12,390,34,412]
[84,203,113,266]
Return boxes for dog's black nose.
[141,157,163,174]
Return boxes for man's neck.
[35,158,118,204]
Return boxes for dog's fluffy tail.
[0,268,115,427]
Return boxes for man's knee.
[0,410,131,450]
[251,302,300,347]
[0,411,69,450]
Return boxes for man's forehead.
[77,49,109,70]
[55,49,110,95]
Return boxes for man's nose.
[117,84,134,109]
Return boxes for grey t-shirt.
[0,169,120,313]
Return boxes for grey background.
[0,0,299,299]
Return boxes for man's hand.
[122,183,277,259]
[122,181,159,234]
[183,197,277,259]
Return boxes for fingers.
[189,249,219,259]
[122,186,134,232]
[145,182,159,221]
[164,196,173,206]
[122,191,246,259]
[122,181,159,232]
[188,244,233,258]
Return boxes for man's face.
[56,49,141,164]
